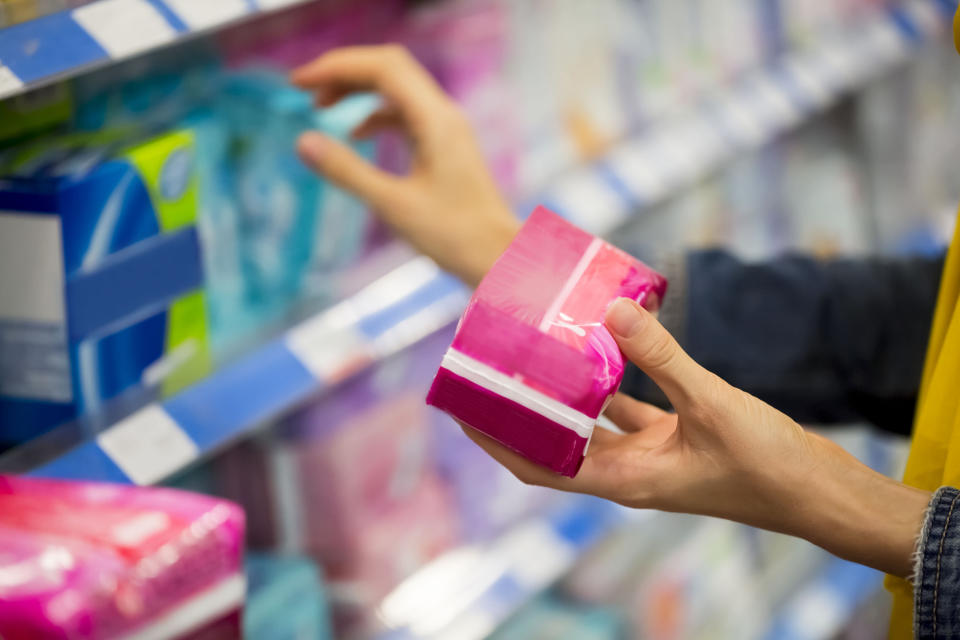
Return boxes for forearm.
[766,432,929,578]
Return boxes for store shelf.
[0,0,317,99]
[0,0,944,486]
[0,0,944,485]
[542,0,952,236]
[376,496,628,640]
[0,256,468,484]
[375,498,883,640]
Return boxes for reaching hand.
[294,46,929,582]
[291,45,519,286]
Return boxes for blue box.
[0,130,210,443]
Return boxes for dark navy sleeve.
[622,249,944,434]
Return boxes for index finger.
[290,46,451,133]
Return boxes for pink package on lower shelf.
[0,475,245,640]
[427,206,667,477]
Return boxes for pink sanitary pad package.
[0,475,245,640]
[427,206,666,477]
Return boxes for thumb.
[605,297,708,406]
[297,131,402,212]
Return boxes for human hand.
[463,298,930,578]
[291,46,520,287]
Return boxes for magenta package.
[427,206,666,477]
[0,475,245,640]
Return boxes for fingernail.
[605,298,643,337]
[296,132,326,166]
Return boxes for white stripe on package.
[116,573,245,640]
[440,349,595,439]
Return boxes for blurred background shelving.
[1,0,959,638]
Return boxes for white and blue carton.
[0,130,210,444]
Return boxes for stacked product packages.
[0,475,245,639]
[400,0,909,198]
[69,57,380,353]
[0,65,379,444]
[0,130,211,444]
[210,325,558,632]
[195,70,378,349]
[428,206,666,476]
[215,328,461,631]
[614,48,960,267]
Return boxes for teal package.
[184,109,254,355]
[0,130,210,443]
[307,93,381,297]
[488,595,626,640]
[245,554,333,640]
[217,71,323,323]
[215,74,381,317]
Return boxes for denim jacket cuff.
[915,486,960,639]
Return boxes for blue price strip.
[0,0,314,97]
[28,258,466,484]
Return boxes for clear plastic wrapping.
[427,206,666,477]
[0,475,245,639]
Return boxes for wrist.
[462,213,519,287]
[779,432,929,578]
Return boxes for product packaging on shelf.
[279,332,460,596]
[71,49,222,135]
[488,594,626,640]
[245,554,333,640]
[397,0,520,196]
[433,409,558,541]
[427,206,666,477]
[0,83,73,145]
[0,475,245,640]
[219,0,406,70]
[217,70,322,323]
[212,73,379,326]
[215,328,460,631]
[0,129,210,443]
[306,93,380,290]
[184,108,251,355]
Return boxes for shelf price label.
[256,0,305,8]
[0,65,23,100]
[286,305,374,384]
[97,405,199,485]
[163,0,249,31]
[72,0,177,59]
